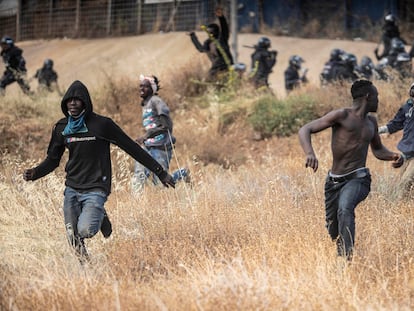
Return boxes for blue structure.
[236,0,407,34]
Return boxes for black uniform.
[34,61,58,91]
[332,64,357,82]
[284,65,307,91]
[320,60,343,85]
[355,56,375,80]
[0,43,31,95]
[331,55,358,83]
[375,20,404,61]
[251,47,277,87]
[284,65,299,91]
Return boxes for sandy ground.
[4,32,381,98]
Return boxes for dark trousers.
[0,70,31,94]
[324,173,371,259]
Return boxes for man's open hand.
[392,154,404,168]
[305,154,318,172]
[160,173,175,188]
[23,168,35,181]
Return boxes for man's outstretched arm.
[369,116,403,168]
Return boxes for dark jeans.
[324,172,371,259]
[63,187,108,255]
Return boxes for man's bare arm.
[298,109,346,172]
[369,115,403,167]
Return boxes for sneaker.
[336,237,353,262]
[184,168,191,184]
[101,212,112,238]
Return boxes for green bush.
[248,94,319,137]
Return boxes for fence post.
[75,0,80,36]
[48,0,53,37]
[137,0,142,34]
[107,0,112,35]
[230,0,238,63]
[16,0,21,41]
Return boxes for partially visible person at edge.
[0,36,32,96]
[250,36,277,88]
[284,54,307,93]
[34,58,61,94]
[375,13,406,61]
[23,80,175,263]
[298,79,403,262]
[132,74,189,193]
[189,7,234,81]
[378,82,414,199]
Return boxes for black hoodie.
[31,80,167,194]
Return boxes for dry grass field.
[0,33,413,310]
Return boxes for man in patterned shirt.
[132,74,190,192]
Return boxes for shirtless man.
[298,79,403,261]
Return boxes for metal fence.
[1,0,414,43]
[0,0,221,41]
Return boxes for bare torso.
[330,108,375,174]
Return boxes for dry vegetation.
[1,59,414,310]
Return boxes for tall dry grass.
[1,75,414,310]
[1,138,413,310]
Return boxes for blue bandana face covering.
[62,111,88,136]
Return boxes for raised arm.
[218,15,229,42]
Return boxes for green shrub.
[248,94,318,137]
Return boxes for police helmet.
[289,55,304,69]
[391,38,406,53]
[257,37,271,49]
[384,14,396,24]
[360,56,373,67]
[342,53,357,67]
[44,58,54,68]
[1,36,14,46]
[330,48,345,61]
[360,56,374,69]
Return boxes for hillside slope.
[9,33,380,97]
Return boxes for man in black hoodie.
[23,80,175,263]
